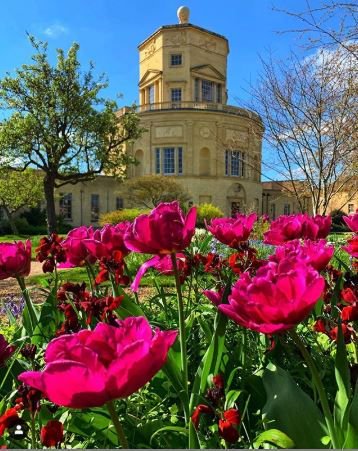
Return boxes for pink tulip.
[0,241,31,280]
[264,214,331,244]
[61,226,97,267]
[270,239,334,272]
[125,202,196,254]
[206,214,257,248]
[19,316,177,408]
[131,253,186,292]
[203,289,225,307]
[218,257,325,334]
[125,202,196,292]
[84,223,131,261]
[343,210,358,233]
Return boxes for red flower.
[218,409,240,443]
[314,318,328,334]
[343,235,358,259]
[191,404,214,429]
[36,234,66,273]
[341,288,357,305]
[0,408,20,437]
[329,324,354,343]
[341,305,358,322]
[212,374,224,389]
[40,420,64,447]
[0,335,16,367]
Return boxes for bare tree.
[250,47,357,214]
[275,1,358,60]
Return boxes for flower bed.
[0,204,357,449]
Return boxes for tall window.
[59,193,72,221]
[225,150,245,177]
[271,203,276,220]
[163,148,175,174]
[284,203,291,215]
[91,194,100,222]
[116,197,124,210]
[154,147,183,175]
[194,78,223,103]
[170,54,182,66]
[348,203,354,213]
[202,80,214,102]
[147,85,155,104]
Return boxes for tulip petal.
[131,255,161,292]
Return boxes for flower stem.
[16,276,38,333]
[106,400,129,449]
[289,329,339,448]
[171,253,189,418]
[30,412,37,449]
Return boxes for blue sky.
[1,0,305,106]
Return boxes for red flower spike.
[218,408,241,443]
[212,374,224,389]
[40,420,64,447]
[0,408,20,437]
[191,404,214,430]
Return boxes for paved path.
[0,261,48,297]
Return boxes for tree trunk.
[43,174,57,234]
[4,207,18,235]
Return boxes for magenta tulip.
[61,226,97,267]
[218,257,325,334]
[206,213,257,248]
[0,240,31,280]
[124,202,196,255]
[343,211,358,233]
[19,316,177,408]
[84,223,131,260]
[270,239,334,272]
[125,202,196,292]
[264,214,331,245]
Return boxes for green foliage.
[99,208,150,225]
[0,36,143,231]
[122,175,191,209]
[196,203,224,228]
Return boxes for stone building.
[50,7,356,227]
[121,6,264,217]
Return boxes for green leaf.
[224,389,243,410]
[334,321,351,441]
[262,363,327,448]
[150,426,188,446]
[254,428,295,448]
[344,383,358,448]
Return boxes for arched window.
[199,147,210,175]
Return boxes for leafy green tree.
[0,169,44,234]
[0,37,142,232]
[122,175,191,209]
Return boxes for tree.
[0,169,44,234]
[0,37,143,233]
[275,1,357,60]
[122,175,191,209]
[250,47,357,214]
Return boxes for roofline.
[138,23,229,50]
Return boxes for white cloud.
[43,24,68,38]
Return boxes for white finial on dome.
[177,6,190,24]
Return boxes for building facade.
[122,6,264,217]
[51,7,356,227]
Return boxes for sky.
[0,0,326,181]
[0,0,307,106]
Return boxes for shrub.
[21,207,47,227]
[196,203,224,228]
[99,208,150,226]
[330,209,349,232]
